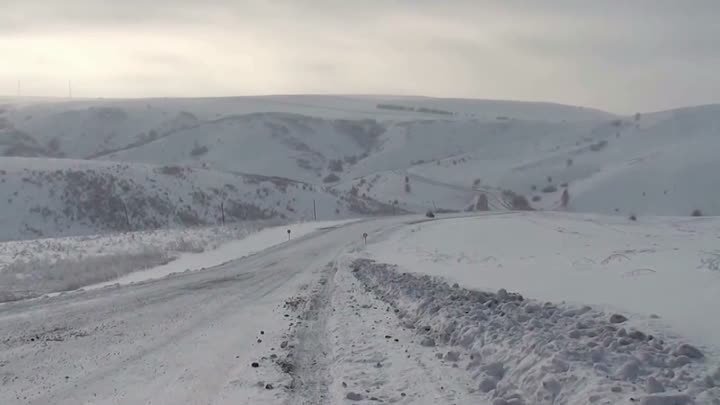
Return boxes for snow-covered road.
[1,214,718,405]
[0,218,408,404]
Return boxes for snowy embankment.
[334,212,720,404]
[350,259,718,405]
[0,220,355,302]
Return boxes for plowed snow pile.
[351,259,719,405]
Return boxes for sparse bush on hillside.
[590,140,608,152]
[323,173,340,183]
[561,188,570,208]
[629,214,637,221]
[692,209,703,217]
[542,185,558,193]
[376,103,411,111]
[473,178,482,187]
[532,195,541,202]
[0,250,171,302]
[190,143,209,157]
[566,159,573,167]
[531,185,537,191]
[511,194,532,210]
[547,176,553,183]
[502,190,532,211]
[158,166,187,178]
[328,159,344,172]
[475,194,489,211]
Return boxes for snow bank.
[351,259,719,405]
[0,223,261,302]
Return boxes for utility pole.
[121,198,131,231]
[313,199,317,221]
[220,201,225,225]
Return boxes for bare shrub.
[0,250,171,302]
[328,159,344,172]
[158,166,186,177]
[692,209,703,217]
[190,143,209,157]
[590,140,608,152]
[503,190,533,211]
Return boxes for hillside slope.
[2,96,719,217]
[0,157,391,241]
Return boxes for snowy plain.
[0,220,355,302]
[364,212,720,353]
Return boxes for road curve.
[0,217,413,405]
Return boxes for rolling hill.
[0,157,392,241]
[1,95,719,241]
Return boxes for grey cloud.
[2,0,720,112]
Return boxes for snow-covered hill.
[0,157,391,241]
[2,95,719,220]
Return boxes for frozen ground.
[0,215,718,405]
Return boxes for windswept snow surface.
[365,212,720,351]
[0,216,718,405]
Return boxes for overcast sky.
[2,0,719,113]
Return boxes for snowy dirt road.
[0,216,457,405]
[1,214,719,405]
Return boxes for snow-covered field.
[364,212,720,352]
[0,215,718,405]
[0,220,354,302]
[0,223,262,302]
[349,212,720,404]
[1,94,720,404]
